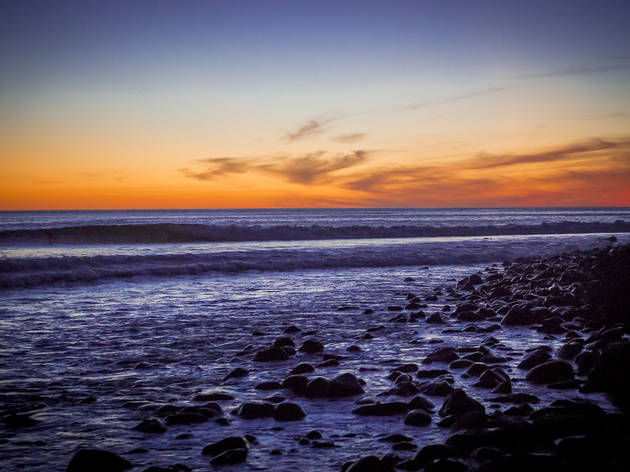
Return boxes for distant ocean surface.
[1,207,630,289]
[2,207,630,470]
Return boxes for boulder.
[439,389,484,417]
[525,360,574,384]
[234,402,274,419]
[404,409,432,426]
[299,339,324,354]
[273,402,306,421]
[209,448,247,466]
[202,437,249,456]
[66,449,132,472]
[352,402,408,416]
[133,418,167,434]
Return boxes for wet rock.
[273,402,306,421]
[224,367,249,380]
[67,449,132,472]
[300,338,324,354]
[133,418,167,433]
[450,410,486,431]
[165,411,209,425]
[393,363,418,373]
[255,381,282,390]
[474,452,561,472]
[347,345,361,352]
[202,437,249,456]
[525,360,574,384]
[419,380,454,396]
[470,446,505,462]
[404,409,432,426]
[235,402,274,419]
[439,389,484,417]
[380,433,413,443]
[344,456,395,472]
[254,346,289,362]
[408,395,435,412]
[425,458,468,472]
[304,430,322,440]
[501,305,544,326]
[328,373,365,397]
[417,369,449,379]
[427,313,446,324]
[449,359,473,369]
[273,336,295,348]
[517,350,551,370]
[316,359,339,368]
[209,448,247,466]
[352,402,408,416]
[282,375,308,395]
[289,363,315,375]
[393,442,417,451]
[423,347,459,364]
[586,342,630,407]
[398,444,459,470]
[489,393,539,404]
[474,368,510,390]
[284,325,300,333]
[3,412,38,428]
[466,363,489,377]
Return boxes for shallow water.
[0,262,618,471]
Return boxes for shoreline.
[3,244,630,471]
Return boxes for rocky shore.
[4,243,630,471]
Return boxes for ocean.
[1,207,629,470]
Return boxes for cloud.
[181,150,369,184]
[286,118,335,141]
[518,62,630,79]
[400,86,509,111]
[331,133,367,144]
[467,138,629,170]
[180,157,252,181]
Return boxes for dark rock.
[419,381,454,396]
[224,367,249,380]
[202,437,249,456]
[586,342,630,407]
[345,456,395,472]
[300,339,324,354]
[304,430,322,440]
[526,360,574,384]
[439,389,484,417]
[282,375,308,395]
[254,346,289,362]
[352,402,408,416]
[193,391,234,402]
[490,393,539,404]
[393,442,417,451]
[316,359,339,368]
[449,359,473,369]
[470,447,505,462]
[502,306,544,326]
[133,418,167,433]
[235,402,274,419]
[424,347,459,364]
[404,409,432,426]
[284,325,300,333]
[380,433,413,443]
[67,449,132,472]
[393,363,418,373]
[273,402,306,421]
[417,369,449,379]
[209,448,247,466]
[427,313,446,324]
[425,458,468,472]
[347,345,362,352]
[517,350,551,370]
[289,363,315,375]
[255,381,282,390]
[165,412,208,425]
[273,336,295,348]
[557,342,583,360]
[408,395,435,412]
[3,412,38,428]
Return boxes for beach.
[1,208,630,471]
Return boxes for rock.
[352,402,408,416]
[439,389,484,417]
[501,305,544,326]
[419,381,454,396]
[408,395,435,412]
[235,402,274,419]
[393,363,418,373]
[474,368,510,390]
[202,437,249,456]
[557,342,583,360]
[489,393,539,404]
[289,363,315,375]
[273,336,295,348]
[209,448,247,466]
[3,412,38,428]
[304,430,322,440]
[67,449,132,472]
[273,403,306,421]
[328,373,365,397]
[299,339,324,354]
[165,412,208,425]
[347,345,361,352]
[316,359,339,368]
[586,342,630,407]
[449,359,473,369]
[425,458,468,472]
[525,360,574,384]
[254,346,289,362]
[255,381,282,390]
[403,444,460,470]
[517,350,551,370]
[423,347,459,364]
[345,456,395,472]
[417,369,449,379]
[426,313,446,324]
[393,442,417,451]
[224,367,249,380]
[282,375,308,395]
[470,447,505,462]
[284,325,300,333]
[133,418,167,433]
[404,409,432,426]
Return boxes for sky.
[1,0,629,209]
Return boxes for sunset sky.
[1,0,629,209]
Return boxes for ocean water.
[1,208,629,471]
